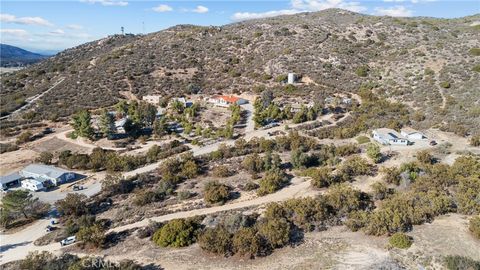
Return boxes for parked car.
[429,140,437,146]
[46,225,56,232]
[60,236,76,246]
[51,220,58,225]
[72,185,84,191]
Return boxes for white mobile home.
[401,127,426,140]
[21,179,44,192]
[20,164,75,186]
[372,128,410,146]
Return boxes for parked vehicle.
[51,220,58,225]
[46,225,56,232]
[60,236,76,246]
[429,140,437,146]
[72,185,84,191]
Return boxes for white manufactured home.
[400,127,427,140]
[20,164,75,186]
[372,128,410,146]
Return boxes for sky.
[1,0,479,54]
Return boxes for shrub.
[444,255,480,270]
[356,136,370,144]
[198,226,232,256]
[470,135,480,147]
[305,167,335,188]
[257,169,289,196]
[76,223,106,248]
[439,81,451,88]
[469,216,480,239]
[232,227,257,257]
[325,184,371,216]
[243,181,259,191]
[469,48,480,56]
[345,210,370,232]
[212,165,233,177]
[382,167,402,185]
[203,181,231,205]
[355,66,369,77]
[388,232,412,249]
[370,182,389,200]
[257,217,291,248]
[416,150,434,164]
[16,131,32,144]
[152,218,199,247]
[473,64,480,73]
[456,176,480,215]
[366,143,382,163]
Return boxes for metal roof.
[374,128,407,140]
[0,172,22,184]
[21,164,70,179]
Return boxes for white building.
[401,127,426,140]
[21,179,44,192]
[20,164,75,186]
[170,97,193,108]
[372,128,410,146]
[208,95,248,107]
[0,173,22,190]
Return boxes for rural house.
[208,95,248,107]
[0,172,22,190]
[372,128,410,146]
[401,127,427,140]
[20,164,75,186]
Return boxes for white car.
[60,236,76,246]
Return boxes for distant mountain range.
[0,44,48,67]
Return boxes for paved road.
[0,78,65,120]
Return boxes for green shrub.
[440,81,451,88]
[257,217,291,248]
[469,48,480,56]
[198,226,232,255]
[304,167,335,188]
[356,136,370,144]
[152,218,199,247]
[355,66,369,77]
[257,169,289,196]
[388,232,412,249]
[444,255,480,270]
[469,216,480,239]
[470,135,480,147]
[366,143,382,163]
[473,64,480,73]
[203,181,231,205]
[232,227,257,257]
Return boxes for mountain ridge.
[0,44,48,67]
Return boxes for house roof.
[214,95,242,103]
[374,128,407,140]
[21,164,70,179]
[0,172,22,185]
[115,118,128,128]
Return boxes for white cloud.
[232,9,300,21]
[192,5,209,14]
[232,0,367,21]
[0,28,29,37]
[66,24,83,30]
[153,4,173,12]
[49,29,65,35]
[384,0,436,3]
[80,0,128,7]
[0,13,53,27]
[374,5,413,16]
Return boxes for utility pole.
[121,26,124,35]
[142,21,145,34]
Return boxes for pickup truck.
[60,236,76,246]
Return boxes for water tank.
[287,73,295,84]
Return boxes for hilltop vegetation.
[0,9,479,135]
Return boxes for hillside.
[1,9,479,134]
[0,44,48,67]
